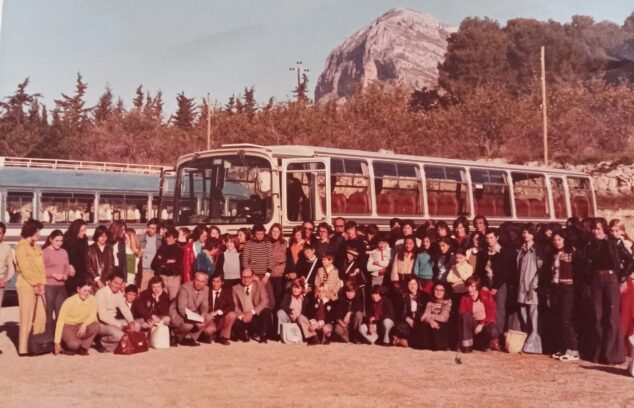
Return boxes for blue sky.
[0,0,632,114]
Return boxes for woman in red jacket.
[459,276,499,352]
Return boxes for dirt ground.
[1,306,632,408]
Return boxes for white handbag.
[280,323,303,344]
[150,322,170,349]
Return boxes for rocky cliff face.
[314,8,455,104]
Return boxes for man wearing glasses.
[232,268,271,343]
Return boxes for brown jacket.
[85,243,114,285]
[132,289,171,321]
[169,281,209,320]
[232,279,269,316]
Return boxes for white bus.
[164,144,596,233]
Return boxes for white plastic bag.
[150,323,170,349]
[280,323,303,344]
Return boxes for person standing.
[584,218,633,364]
[0,222,16,354]
[62,219,88,295]
[14,220,47,355]
[151,228,184,300]
[268,224,287,308]
[139,218,162,291]
[43,230,73,333]
[516,224,544,354]
[85,226,114,290]
[108,220,128,280]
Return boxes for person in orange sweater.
[458,276,499,352]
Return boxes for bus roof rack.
[0,156,167,175]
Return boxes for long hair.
[43,229,64,249]
[107,220,126,244]
[63,219,87,248]
[268,223,286,244]
[125,228,141,255]
[397,236,418,261]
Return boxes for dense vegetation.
[1,14,633,165]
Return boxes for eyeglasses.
[242,275,254,280]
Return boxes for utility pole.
[206,93,211,150]
[541,46,548,166]
[289,61,309,97]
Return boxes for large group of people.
[1,213,633,366]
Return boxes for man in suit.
[207,273,236,345]
[232,267,271,343]
[169,271,213,346]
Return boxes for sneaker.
[558,351,579,362]
[551,351,564,359]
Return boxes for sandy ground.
[0,306,632,408]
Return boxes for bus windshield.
[174,154,273,225]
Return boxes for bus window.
[568,177,594,219]
[550,177,567,219]
[511,173,549,218]
[99,194,147,223]
[40,192,95,224]
[330,159,371,215]
[424,165,469,217]
[6,192,34,224]
[373,162,422,216]
[470,169,511,217]
[286,162,327,222]
[175,155,273,225]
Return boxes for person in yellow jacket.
[14,220,47,355]
[54,280,100,355]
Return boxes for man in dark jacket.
[583,218,633,364]
[151,228,183,301]
[207,273,236,345]
[132,275,171,327]
[479,228,517,337]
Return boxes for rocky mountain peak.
[314,8,455,104]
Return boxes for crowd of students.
[1,214,633,366]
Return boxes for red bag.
[114,329,149,355]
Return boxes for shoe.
[216,337,230,346]
[250,334,261,342]
[170,337,178,347]
[198,335,212,344]
[239,333,251,342]
[462,346,473,353]
[490,339,500,352]
[558,351,579,362]
[306,337,320,346]
[94,344,108,353]
[62,349,77,356]
[551,351,564,359]
[180,338,201,347]
[77,348,90,356]
[258,337,268,344]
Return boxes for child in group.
[359,285,395,345]
[196,238,221,284]
[216,235,241,287]
[305,284,337,345]
[314,254,342,300]
[366,234,391,287]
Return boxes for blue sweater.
[413,252,433,280]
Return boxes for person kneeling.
[333,280,364,343]
[359,285,395,345]
[207,273,237,345]
[418,283,452,351]
[305,284,336,345]
[54,280,101,356]
[232,268,271,343]
[132,276,171,330]
[169,271,213,346]
[459,276,499,353]
[277,278,310,339]
[96,275,141,352]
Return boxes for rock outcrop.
[314,8,455,104]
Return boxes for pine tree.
[54,73,91,130]
[242,86,257,118]
[292,73,311,104]
[151,91,164,122]
[114,98,125,117]
[133,85,144,110]
[225,95,236,114]
[94,86,114,122]
[171,92,197,129]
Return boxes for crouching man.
[169,271,214,346]
[207,273,236,345]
